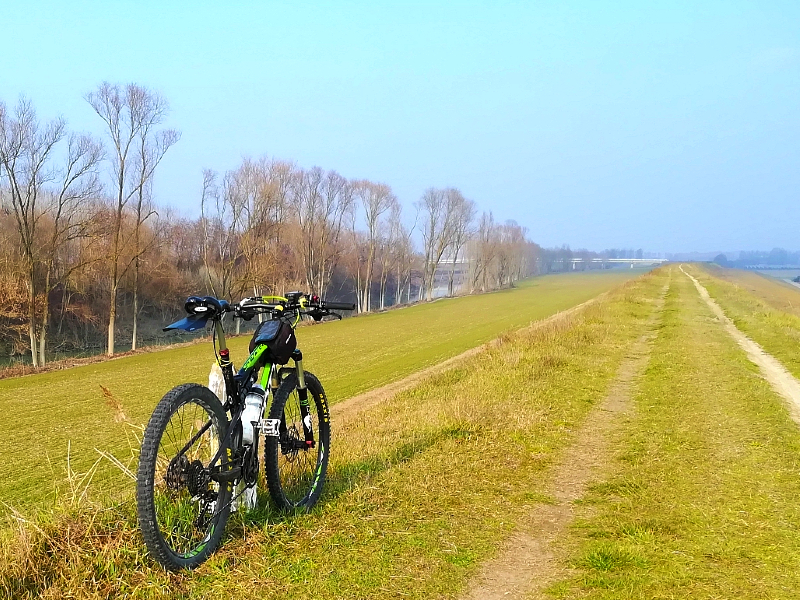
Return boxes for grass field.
[7,264,799,599]
[0,269,641,513]
[550,267,800,598]
[1,269,665,599]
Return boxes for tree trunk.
[58,287,69,336]
[448,254,457,297]
[356,271,363,313]
[255,285,264,324]
[38,269,52,365]
[132,256,139,351]
[396,263,401,306]
[426,266,434,301]
[108,283,117,355]
[28,283,39,368]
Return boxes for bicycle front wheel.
[136,383,232,570]
[264,371,331,511]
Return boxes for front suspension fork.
[293,350,315,447]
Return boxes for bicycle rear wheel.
[136,384,232,570]
[264,371,331,511]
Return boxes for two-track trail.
[459,282,669,600]
[680,265,800,426]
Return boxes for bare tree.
[0,98,102,366]
[392,203,419,305]
[354,181,395,312]
[496,220,527,287]
[200,168,243,301]
[38,134,104,363]
[469,211,498,293]
[0,99,64,366]
[375,196,399,310]
[86,82,176,355]
[417,187,460,301]
[235,157,290,326]
[292,168,354,298]
[131,105,179,350]
[447,192,476,297]
[293,166,324,292]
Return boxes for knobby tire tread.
[136,383,231,571]
[264,371,331,511]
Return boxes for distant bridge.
[568,258,668,269]
[570,258,668,264]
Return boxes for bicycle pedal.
[259,418,281,437]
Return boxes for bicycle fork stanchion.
[293,350,315,447]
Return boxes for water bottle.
[242,384,266,445]
[235,384,266,511]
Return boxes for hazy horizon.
[2,1,797,255]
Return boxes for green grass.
[0,270,665,598]
[689,264,800,381]
[0,270,641,512]
[550,267,800,599]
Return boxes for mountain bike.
[136,291,355,570]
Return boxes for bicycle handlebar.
[183,293,355,319]
[321,300,357,311]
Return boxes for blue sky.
[2,1,798,253]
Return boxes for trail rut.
[459,284,668,600]
[681,265,800,426]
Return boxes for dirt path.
[459,283,668,600]
[331,294,606,424]
[681,265,800,426]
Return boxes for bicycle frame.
[204,316,313,488]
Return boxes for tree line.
[714,248,800,268]
[0,83,591,367]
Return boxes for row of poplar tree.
[0,83,548,367]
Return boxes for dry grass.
[701,264,800,317]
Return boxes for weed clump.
[0,500,175,599]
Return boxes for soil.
[681,266,800,425]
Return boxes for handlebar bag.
[249,318,297,365]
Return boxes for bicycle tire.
[264,371,331,511]
[136,383,232,570]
